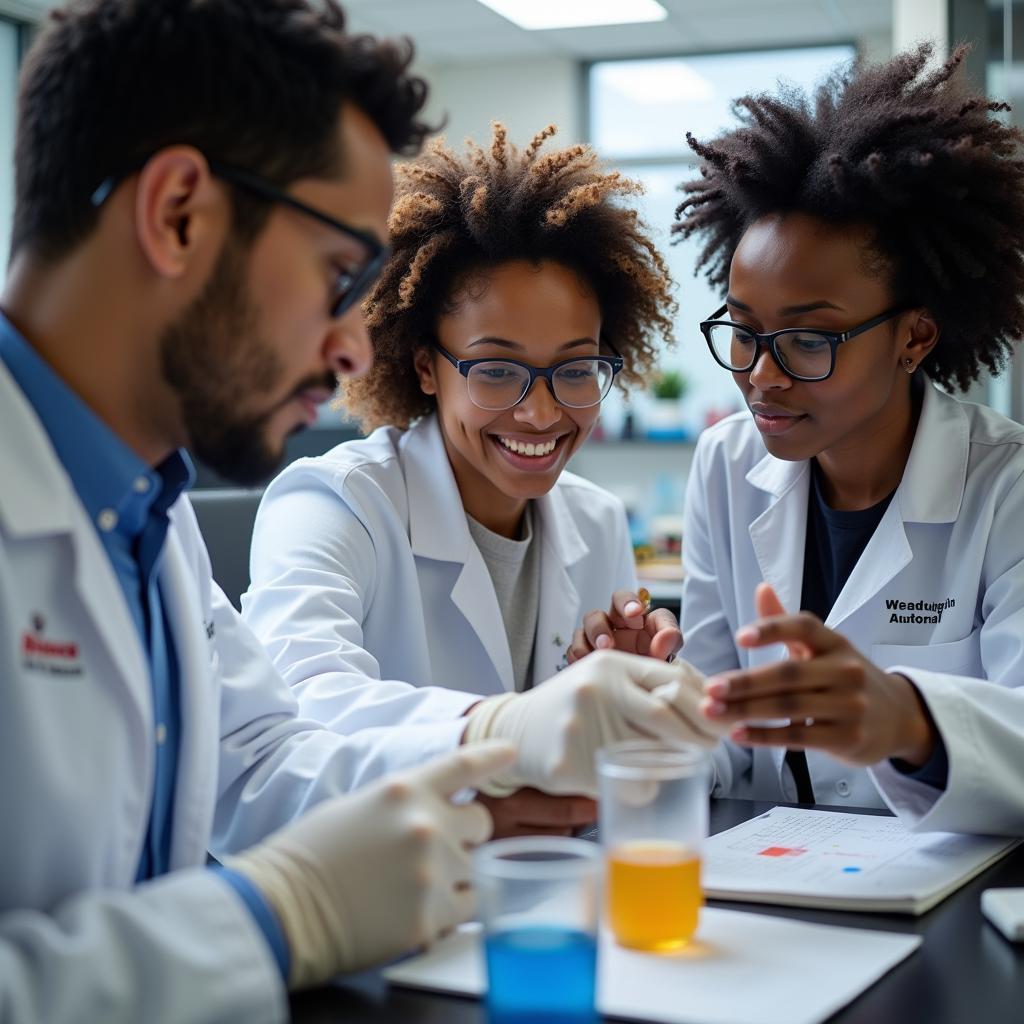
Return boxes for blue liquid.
[484,926,598,1024]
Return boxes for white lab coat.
[682,378,1024,834]
[0,362,464,1024]
[242,414,637,731]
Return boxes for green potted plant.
[646,368,689,440]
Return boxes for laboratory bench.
[290,798,1024,1024]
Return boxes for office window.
[0,18,19,263]
[588,45,856,437]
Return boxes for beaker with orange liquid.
[597,741,710,952]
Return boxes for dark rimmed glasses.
[699,304,906,382]
[432,341,624,411]
[91,159,390,320]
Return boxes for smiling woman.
[411,258,610,537]
[241,124,678,839]
[343,123,673,426]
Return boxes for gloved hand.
[649,656,717,725]
[462,650,727,798]
[229,740,516,990]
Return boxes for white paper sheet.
[702,807,1019,913]
[383,907,921,1024]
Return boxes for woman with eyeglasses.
[673,45,1024,833]
[241,124,682,836]
[572,45,1024,833]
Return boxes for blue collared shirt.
[0,313,288,978]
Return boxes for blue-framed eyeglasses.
[700,304,906,382]
[91,158,390,320]
[432,341,623,411]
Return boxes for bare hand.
[700,584,936,767]
[567,588,682,664]
[475,788,597,838]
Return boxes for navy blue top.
[801,459,949,790]
[801,461,895,623]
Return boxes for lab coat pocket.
[871,632,982,678]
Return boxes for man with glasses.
[0,4,719,1020]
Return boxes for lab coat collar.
[744,377,965,631]
[822,380,963,628]
[0,358,82,538]
[745,438,808,499]
[896,379,967,525]
[532,484,588,682]
[0,359,152,738]
[403,415,514,689]
[161,520,218,869]
[403,413,589,570]
[404,414,477,565]
[743,418,812,618]
[535,483,590,571]
[402,414,590,691]
[744,376,966,524]
[746,467,810,620]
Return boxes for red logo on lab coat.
[21,612,82,673]
[22,633,79,659]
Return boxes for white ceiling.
[0,0,893,63]
[343,0,893,63]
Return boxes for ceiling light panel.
[476,0,668,31]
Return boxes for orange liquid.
[607,840,702,951]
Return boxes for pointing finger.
[420,740,517,797]
[735,611,843,653]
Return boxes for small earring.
[904,358,915,374]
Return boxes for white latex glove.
[229,740,516,989]
[650,656,718,725]
[462,650,727,798]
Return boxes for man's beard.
[160,236,335,486]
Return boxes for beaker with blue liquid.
[474,836,602,1024]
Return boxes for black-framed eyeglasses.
[432,341,624,411]
[699,304,906,382]
[90,158,390,320]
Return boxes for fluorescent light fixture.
[477,0,668,31]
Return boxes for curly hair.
[14,0,432,261]
[338,122,677,430]
[674,43,1024,392]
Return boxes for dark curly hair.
[338,122,677,430]
[674,43,1024,392]
[13,0,432,261]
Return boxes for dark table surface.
[291,799,1024,1023]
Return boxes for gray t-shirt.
[466,504,542,692]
